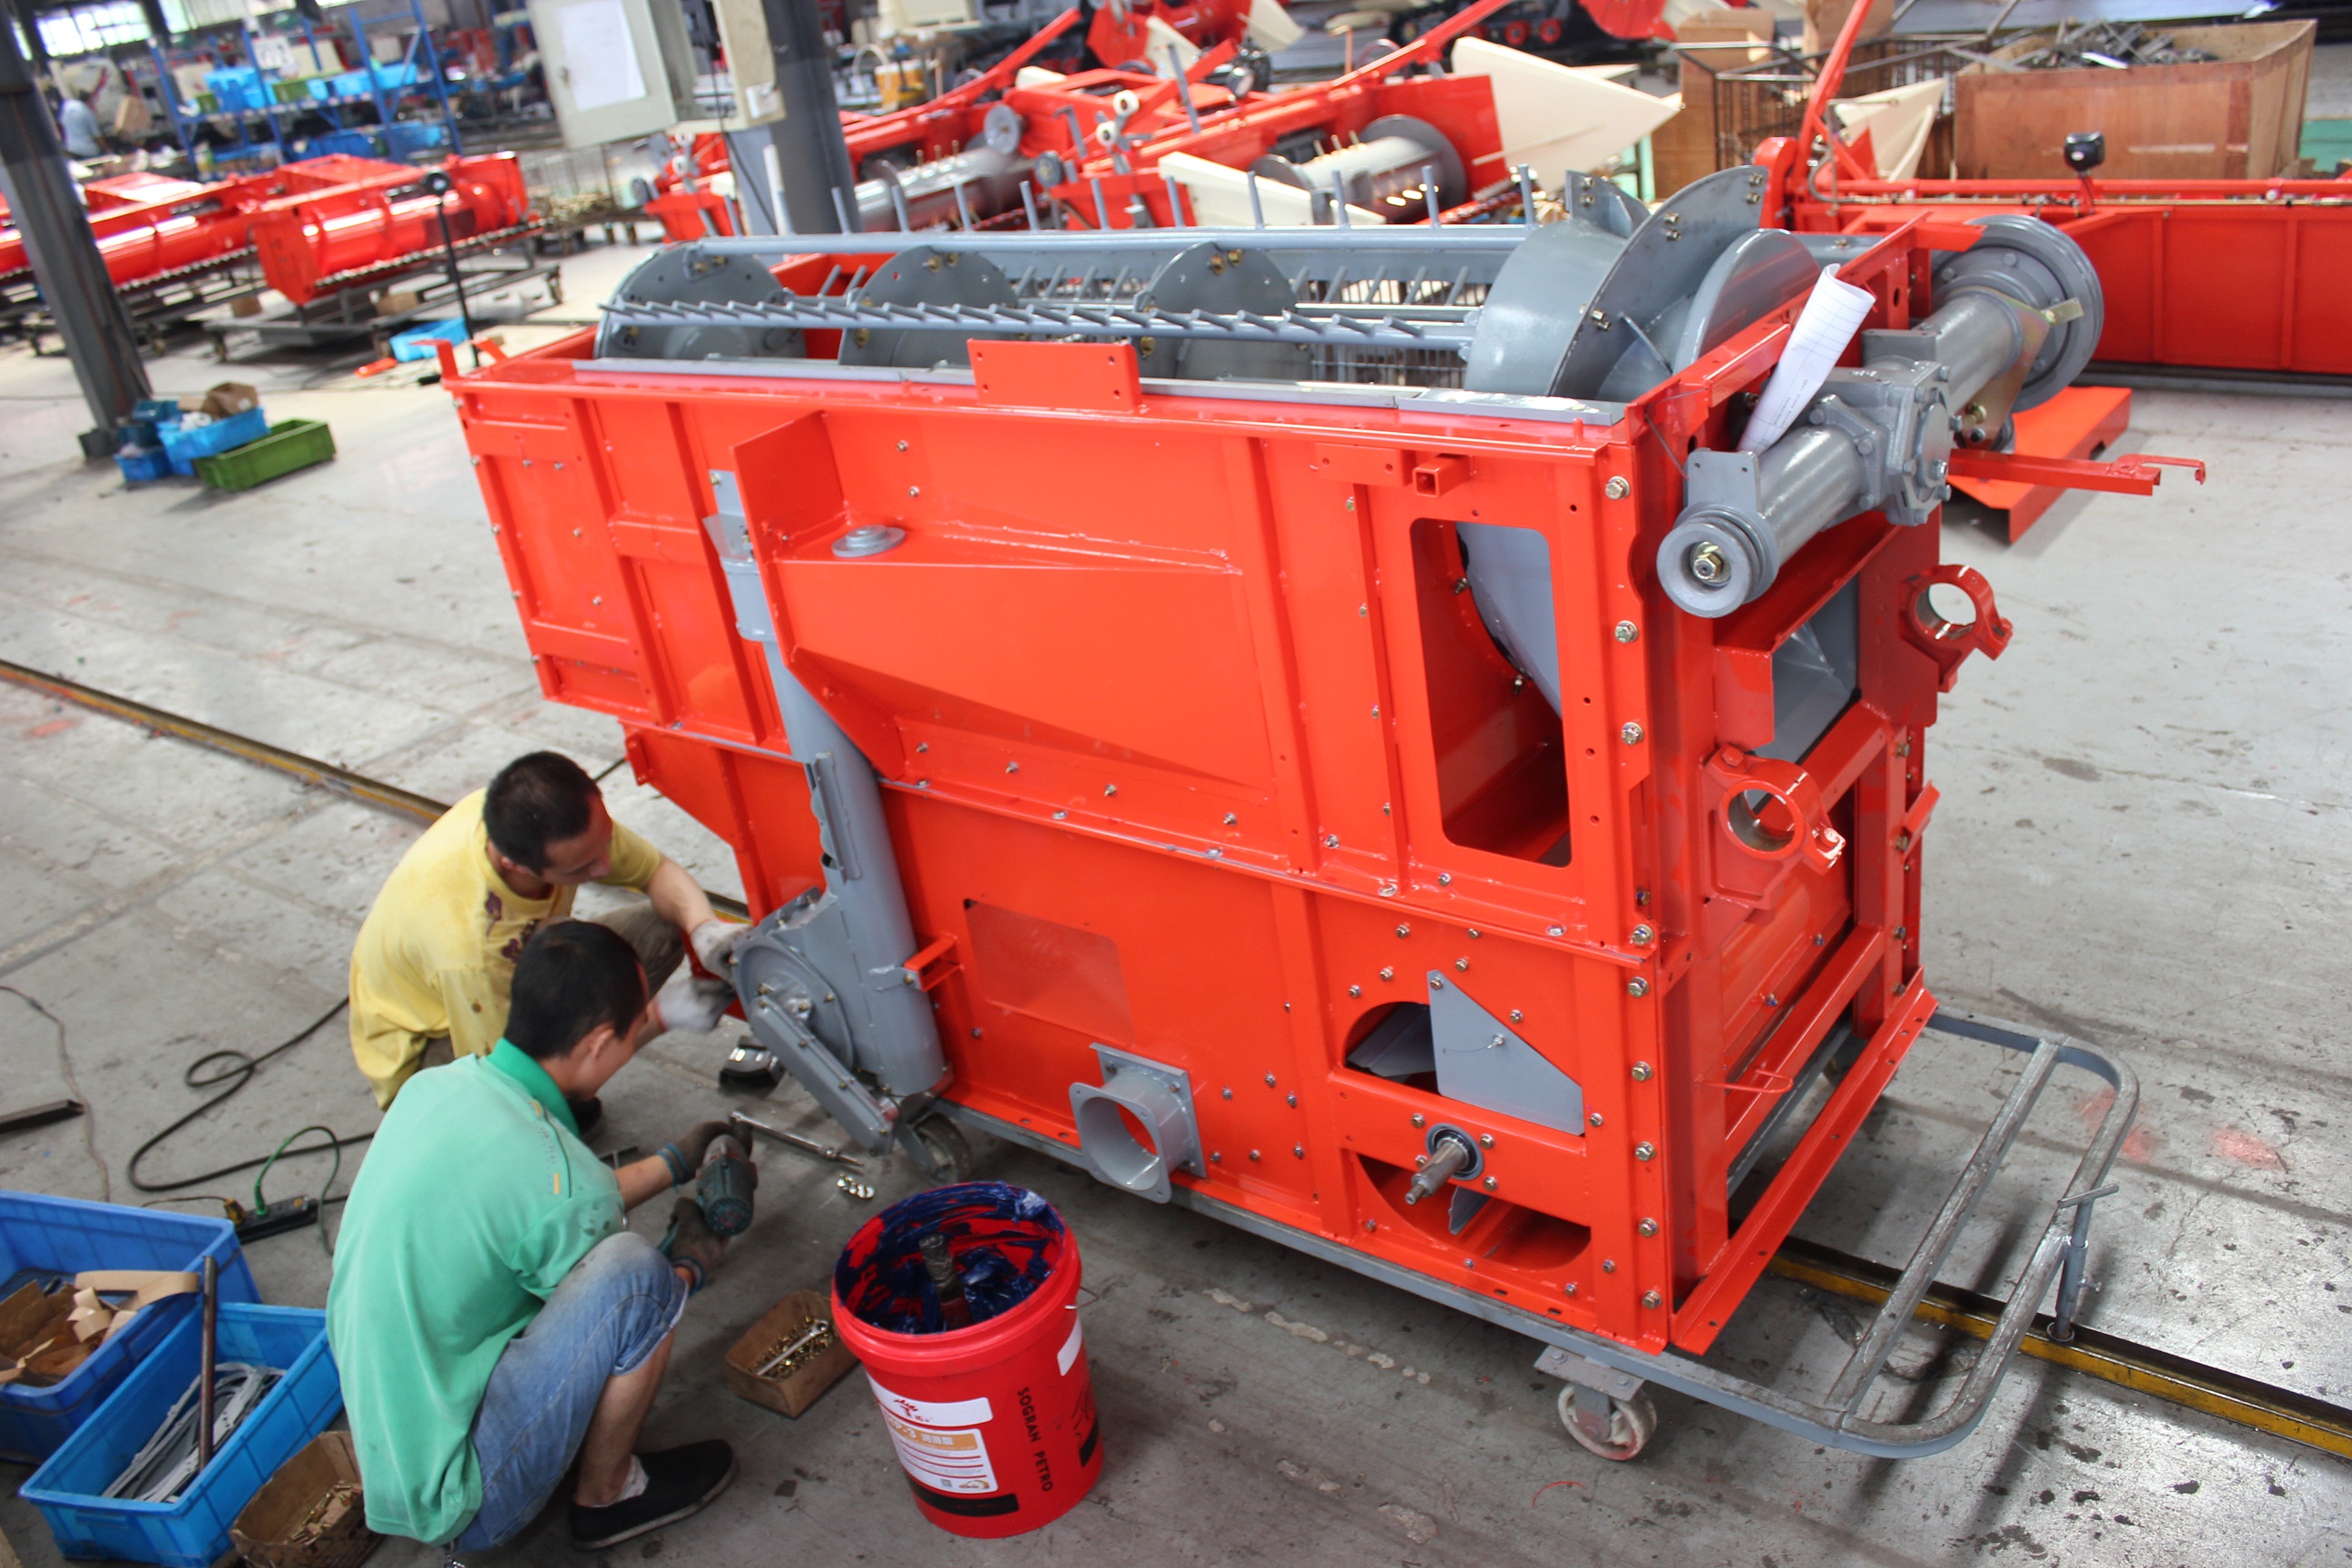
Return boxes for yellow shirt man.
[348,754,743,1108]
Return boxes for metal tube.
[196,1257,217,1474]
[1424,162,1441,226]
[1020,179,1040,229]
[1168,45,1201,132]
[681,227,1526,257]
[1247,173,1266,229]
[1517,163,1536,224]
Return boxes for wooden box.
[1955,19,2315,180]
[723,1290,859,1419]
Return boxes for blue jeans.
[453,1232,688,1552]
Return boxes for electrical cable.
[0,983,111,1202]
[128,999,372,1213]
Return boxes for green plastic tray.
[194,419,336,493]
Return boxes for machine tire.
[907,1112,975,1185]
[1557,1387,1658,1462]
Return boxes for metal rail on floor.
[6,657,2348,1458]
[0,656,746,917]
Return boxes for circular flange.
[1939,214,2104,411]
[836,244,1019,370]
[597,248,804,362]
[1135,242,1309,382]
[979,102,1022,156]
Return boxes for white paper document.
[1738,266,1877,455]
[560,0,646,113]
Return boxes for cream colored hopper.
[1246,0,1307,50]
[1830,78,1942,181]
[1159,152,1386,227]
[1450,36,1681,178]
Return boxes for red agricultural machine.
[447,142,2170,1464]
[247,152,533,304]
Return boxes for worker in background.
[348,750,744,1122]
[330,921,745,1553]
[56,91,101,159]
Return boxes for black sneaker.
[566,1096,603,1137]
[569,1440,735,1551]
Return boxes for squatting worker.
[349,750,743,1120]
[330,921,748,1553]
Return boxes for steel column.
[0,7,151,456]
[750,0,858,234]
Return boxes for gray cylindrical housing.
[1906,289,2025,408]
[855,147,1034,232]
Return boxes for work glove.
[658,1196,727,1295]
[657,1121,735,1187]
[690,918,746,975]
[654,967,734,1036]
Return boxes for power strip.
[228,1197,319,1241]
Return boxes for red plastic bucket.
[831,1183,1101,1538]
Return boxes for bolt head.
[1396,924,1411,938]
[1438,873,1452,886]
[1621,721,1644,745]
[1410,1112,1426,1129]
[1414,1153,1429,1169]
[1508,1009,1524,1023]
[1477,1132,1494,1149]
[1379,966,1394,981]
[1604,475,1630,500]
[1221,1086,1233,1100]
[1325,834,1340,848]
[897,439,909,451]
[1264,1073,1277,1087]
[1631,1061,1653,1082]
[1004,760,1019,773]
[1249,1149,1261,1161]
[1613,620,1639,643]
[1627,978,1650,998]
[1563,1281,1578,1297]
[1105,783,1119,797]
[1482,1175,1496,1191]
[1639,1218,1659,1238]
[1348,984,1362,998]
[1455,958,1468,972]
[1642,1289,1663,1309]
[1690,542,1729,584]
[1634,1141,1656,1161]
[1630,925,1655,946]
[1589,1112,1603,1128]
[1224,812,1238,825]
[1293,1144,1305,1158]
[1601,1259,1617,1273]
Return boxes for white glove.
[690,918,746,975]
[655,968,735,1035]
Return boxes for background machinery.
[444,162,2164,1458]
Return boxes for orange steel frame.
[449,218,1994,1358]
[1765,0,2352,377]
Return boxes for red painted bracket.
[903,933,961,992]
[1945,449,2205,495]
[1901,564,2011,692]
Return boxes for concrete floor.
[1,236,2348,1568]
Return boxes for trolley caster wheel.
[899,1112,975,1186]
[1557,1386,1658,1462]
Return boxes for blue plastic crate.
[382,120,447,159]
[157,407,268,478]
[115,447,172,485]
[22,1305,340,1568]
[0,1194,257,1463]
[388,318,466,361]
[131,397,181,425]
[303,130,379,160]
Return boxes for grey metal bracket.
[1427,972,1584,1135]
[1070,1044,1204,1203]
[1534,1344,1646,1402]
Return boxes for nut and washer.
[1633,1141,1656,1161]
[1613,620,1639,643]
[1638,1218,1660,1238]
[1631,1061,1653,1082]
[1482,1176,1497,1191]
[1642,1290,1663,1309]
[1604,475,1630,500]
[1601,1259,1617,1274]
[1627,977,1650,998]
[1630,925,1655,946]
[1411,1112,1426,1128]
[1621,721,1644,745]
[1477,1132,1494,1149]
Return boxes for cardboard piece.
[230,1430,382,1568]
[201,382,261,419]
[1832,77,1945,180]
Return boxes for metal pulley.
[1654,214,2105,619]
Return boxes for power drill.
[696,1132,758,1239]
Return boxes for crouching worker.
[329,921,754,1553]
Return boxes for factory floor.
[1,234,2347,1568]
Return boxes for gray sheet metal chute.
[1654,214,2104,618]
[701,470,950,1160]
[1454,166,1823,712]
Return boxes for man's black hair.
[506,921,647,1061]
[484,751,601,872]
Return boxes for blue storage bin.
[157,407,269,478]
[388,318,466,361]
[115,447,173,484]
[0,1193,258,1463]
[21,1305,340,1568]
[303,130,379,160]
[383,120,447,159]
[204,66,262,112]
[368,61,419,91]
[131,397,182,425]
